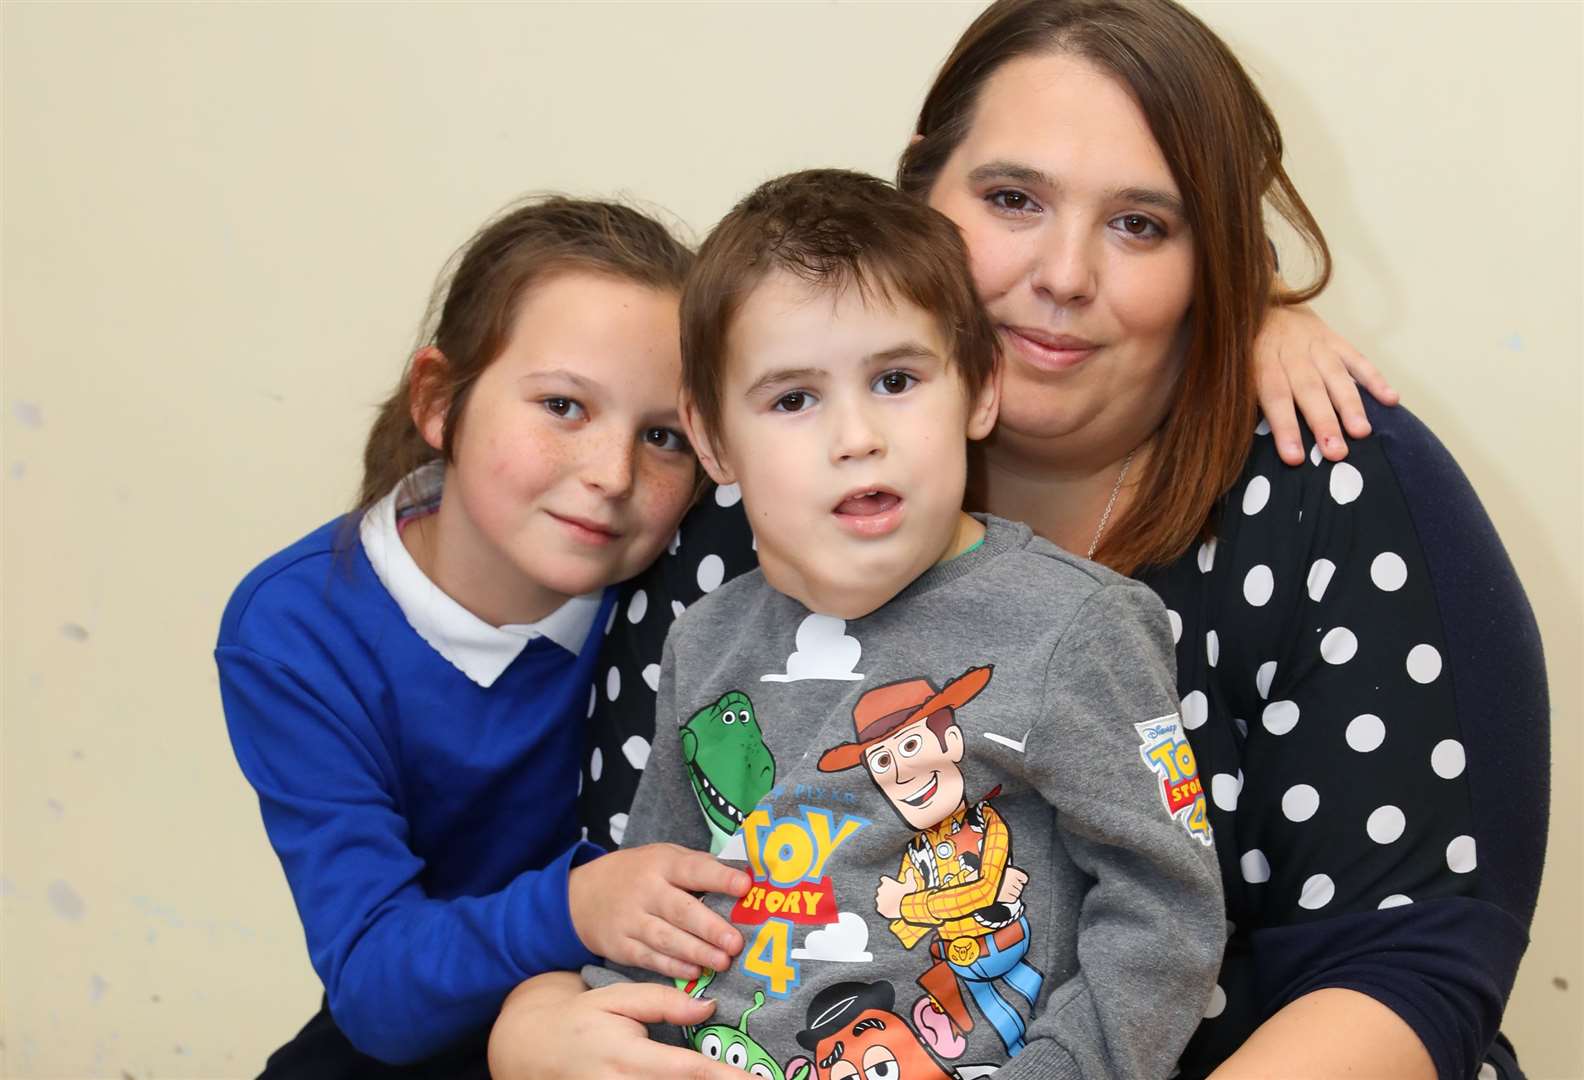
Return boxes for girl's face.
[421,272,695,626]
[926,51,1196,461]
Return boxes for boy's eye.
[542,397,586,420]
[1110,213,1166,240]
[643,427,690,453]
[773,390,813,413]
[873,371,917,395]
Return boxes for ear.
[408,347,450,452]
[965,362,1002,442]
[680,393,737,487]
[945,725,965,764]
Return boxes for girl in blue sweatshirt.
[216,198,747,1074]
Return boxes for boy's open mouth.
[834,489,902,516]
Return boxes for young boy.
[588,170,1224,1080]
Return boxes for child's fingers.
[622,1042,750,1080]
[659,847,752,899]
[1315,353,1371,441]
[1340,348,1398,409]
[615,937,702,982]
[654,884,743,956]
[1255,362,1306,467]
[638,912,732,974]
[1283,347,1347,462]
[591,982,717,1027]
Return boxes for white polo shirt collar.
[360,462,603,688]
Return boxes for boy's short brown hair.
[681,169,999,437]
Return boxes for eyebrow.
[742,342,942,399]
[517,368,596,391]
[966,160,1184,217]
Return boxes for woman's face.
[927,51,1196,459]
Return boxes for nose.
[582,431,637,498]
[829,397,886,465]
[1029,219,1097,307]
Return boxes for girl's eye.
[873,370,917,396]
[773,390,813,413]
[987,189,1039,214]
[1111,213,1165,240]
[643,427,689,452]
[542,397,586,420]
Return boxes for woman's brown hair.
[353,196,694,518]
[898,0,1331,575]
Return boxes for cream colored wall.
[2,1,1578,1077]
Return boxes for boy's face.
[685,271,999,619]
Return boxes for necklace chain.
[1086,450,1136,560]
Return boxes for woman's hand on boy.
[568,843,749,979]
[489,972,747,1080]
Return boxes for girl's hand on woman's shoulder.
[488,972,746,1080]
[1254,302,1398,466]
[567,843,750,979]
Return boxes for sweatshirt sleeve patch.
[1135,713,1213,847]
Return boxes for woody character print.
[818,666,1045,1058]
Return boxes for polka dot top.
[581,399,1547,1080]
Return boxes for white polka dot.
[1242,475,1271,516]
[1320,627,1358,664]
[1281,784,1320,822]
[1298,874,1335,910]
[590,747,604,782]
[1240,849,1271,884]
[609,813,628,845]
[605,666,621,701]
[1447,835,1478,873]
[587,684,597,719]
[1181,690,1208,730]
[1370,552,1408,591]
[1329,462,1364,504]
[1262,700,1300,735]
[641,663,661,692]
[1431,739,1466,779]
[1309,442,1322,466]
[1206,630,1220,667]
[1306,558,1336,602]
[1232,715,1248,738]
[1255,661,1277,700]
[1243,565,1274,606]
[1378,894,1413,909]
[671,600,686,618]
[1346,714,1385,752]
[622,735,651,770]
[604,604,618,634]
[1166,608,1183,644]
[1204,983,1227,1018]
[667,529,682,555]
[1197,538,1217,573]
[1211,772,1242,812]
[1407,644,1442,684]
[697,554,725,593]
[626,589,649,624]
[577,771,583,797]
[1477,1063,1497,1080]
[1255,418,1271,436]
[714,483,742,507]
[1366,805,1406,844]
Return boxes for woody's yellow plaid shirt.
[889,799,1011,950]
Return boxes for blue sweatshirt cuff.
[507,838,605,974]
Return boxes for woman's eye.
[542,397,586,420]
[987,189,1038,214]
[773,390,812,413]
[643,427,689,452]
[1112,213,1165,240]
[873,371,917,395]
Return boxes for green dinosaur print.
[681,690,776,854]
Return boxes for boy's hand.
[568,843,749,979]
[1254,302,1396,466]
[489,973,746,1080]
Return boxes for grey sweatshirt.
[589,516,1225,1080]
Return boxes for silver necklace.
[1086,450,1136,560]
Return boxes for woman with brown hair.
[499,2,1547,1077]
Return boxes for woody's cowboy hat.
[817,665,992,773]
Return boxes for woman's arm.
[1254,301,1398,466]
[1209,988,1433,1080]
[487,972,745,1080]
